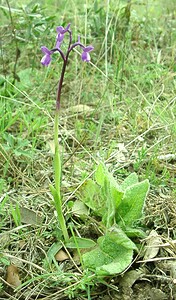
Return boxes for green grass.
[0,0,176,299]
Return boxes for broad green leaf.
[80,166,149,232]
[72,200,88,217]
[65,237,96,249]
[79,179,106,216]
[83,228,136,275]
[95,164,123,224]
[110,185,123,209]
[120,173,138,191]
[105,226,138,250]
[96,165,123,226]
[95,164,122,194]
[116,179,150,227]
[95,163,106,186]
[124,227,147,238]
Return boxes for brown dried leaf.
[55,250,69,262]
[119,269,144,289]
[144,230,162,260]
[20,206,43,225]
[6,264,21,287]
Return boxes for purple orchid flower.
[41,46,53,66]
[56,23,71,48]
[40,23,94,109]
[81,46,94,62]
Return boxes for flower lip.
[41,54,51,66]
[41,46,52,66]
[81,51,91,62]
[81,45,94,62]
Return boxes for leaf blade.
[116,179,150,227]
[83,228,137,275]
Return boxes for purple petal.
[55,24,71,49]
[56,23,71,34]
[41,46,51,55]
[56,39,62,49]
[56,26,64,34]
[83,46,94,53]
[81,51,90,62]
[65,23,71,31]
[41,54,51,66]
[57,32,64,42]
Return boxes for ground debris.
[143,230,162,260]
[6,264,21,288]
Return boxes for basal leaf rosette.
[83,226,137,276]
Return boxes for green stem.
[54,110,61,193]
[53,109,69,242]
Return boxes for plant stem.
[54,109,61,192]
[52,31,74,242]
[53,108,69,242]
[56,60,67,110]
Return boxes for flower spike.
[41,24,94,68]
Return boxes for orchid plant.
[41,23,94,243]
[40,24,150,277]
